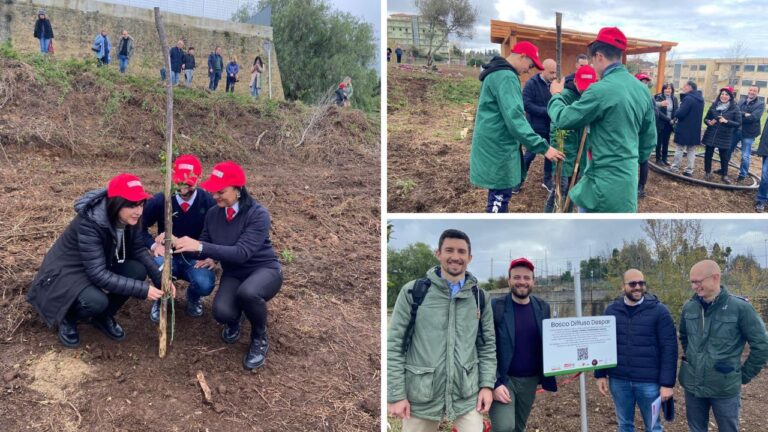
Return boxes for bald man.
[594,269,677,432]
[522,58,559,193]
[679,260,768,432]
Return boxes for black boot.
[58,316,80,348]
[221,320,241,344]
[92,315,125,341]
[150,299,161,323]
[243,335,269,370]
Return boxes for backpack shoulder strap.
[401,278,431,354]
[472,286,488,345]
[492,296,506,328]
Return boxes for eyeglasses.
[624,280,646,288]
[689,274,714,286]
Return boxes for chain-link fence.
[101,0,256,23]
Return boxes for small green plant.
[396,179,417,195]
[430,78,481,105]
[103,90,132,123]
[280,249,294,264]
[0,41,20,60]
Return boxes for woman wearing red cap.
[27,174,175,348]
[173,161,282,370]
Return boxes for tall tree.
[387,243,439,307]
[416,0,477,67]
[257,0,379,112]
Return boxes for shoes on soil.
[186,297,203,317]
[757,203,765,213]
[683,171,693,177]
[736,175,746,183]
[243,336,269,370]
[150,299,161,323]
[637,187,646,198]
[221,318,242,344]
[92,315,125,341]
[58,316,80,348]
[721,176,732,185]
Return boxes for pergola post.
[656,48,668,94]
[502,31,517,57]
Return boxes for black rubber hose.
[649,149,759,191]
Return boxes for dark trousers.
[544,176,572,213]
[396,53,402,63]
[704,146,732,175]
[208,71,221,90]
[212,267,283,340]
[486,188,514,213]
[656,122,673,162]
[639,160,649,189]
[66,260,146,321]
[523,141,553,185]
[225,75,236,92]
[685,390,740,432]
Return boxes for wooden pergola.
[491,20,677,93]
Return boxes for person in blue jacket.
[92,29,112,66]
[169,40,186,86]
[225,56,240,93]
[173,161,282,370]
[142,154,216,322]
[594,268,678,432]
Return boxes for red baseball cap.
[172,154,202,186]
[635,72,651,82]
[511,41,544,70]
[107,173,152,202]
[575,65,598,92]
[589,27,627,51]
[509,257,535,273]
[200,161,246,193]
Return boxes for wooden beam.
[657,49,667,94]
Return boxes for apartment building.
[664,58,768,103]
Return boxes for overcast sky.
[388,219,768,281]
[387,0,768,59]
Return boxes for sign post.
[262,39,273,99]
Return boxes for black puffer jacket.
[673,90,705,146]
[654,92,678,126]
[757,121,768,158]
[523,73,552,136]
[701,101,741,149]
[27,189,161,327]
[33,18,53,40]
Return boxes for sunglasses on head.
[625,280,646,288]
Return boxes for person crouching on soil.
[172,161,283,370]
[27,174,176,348]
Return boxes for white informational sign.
[542,316,617,377]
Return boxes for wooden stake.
[154,7,174,358]
[563,128,589,212]
[553,12,564,211]
[195,370,213,404]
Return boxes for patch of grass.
[0,41,20,60]
[280,249,294,264]
[395,179,417,195]
[430,77,481,105]
[103,89,132,123]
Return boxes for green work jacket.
[547,64,656,212]
[550,86,589,178]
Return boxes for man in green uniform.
[470,41,564,213]
[680,260,768,432]
[548,27,656,212]
[387,229,496,432]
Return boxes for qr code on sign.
[577,347,588,361]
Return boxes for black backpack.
[401,278,487,354]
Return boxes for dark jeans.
[225,75,237,92]
[685,390,740,432]
[544,176,571,213]
[704,146,732,175]
[212,267,283,340]
[396,54,402,63]
[66,260,146,321]
[757,156,768,204]
[524,148,553,185]
[639,160,649,189]
[656,121,673,162]
[208,71,221,90]
[486,188,514,213]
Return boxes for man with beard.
[141,154,217,322]
[488,258,556,432]
[595,269,678,432]
[679,260,768,432]
[387,229,496,432]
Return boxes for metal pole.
[574,264,588,432]
[268,44,273,99]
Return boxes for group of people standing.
[468,24,768,213]
[387,228,768,432]
[27,156,283,370]
[32,11,266,97]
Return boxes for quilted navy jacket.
[594,294,679,387]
